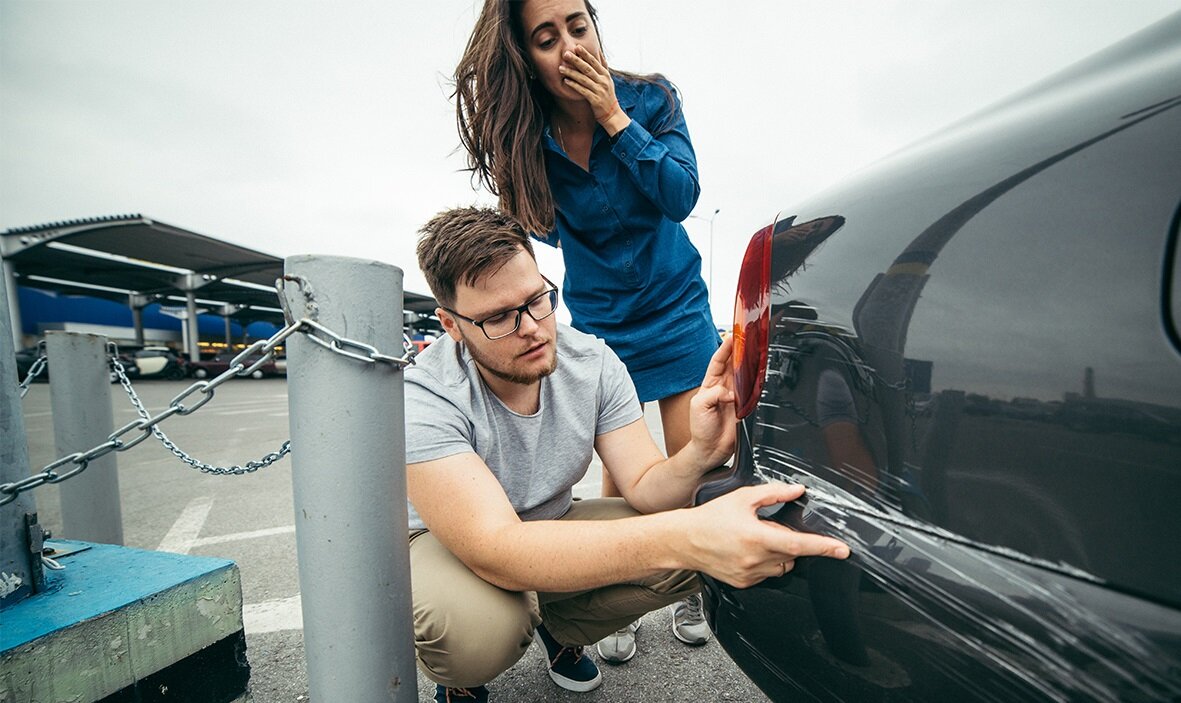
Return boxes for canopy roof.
[2,214,437,327]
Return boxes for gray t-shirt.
[404,324,642,530]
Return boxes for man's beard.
[462,333,558,385]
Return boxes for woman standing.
[454,0,720,663]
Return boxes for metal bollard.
[46,331,124,545]
[284,255,416,701]
[1,277,35,607]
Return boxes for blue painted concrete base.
[1,540,249,702]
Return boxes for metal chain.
[1,275,417,507]
[109,345,293,477]
[17,340,48,398]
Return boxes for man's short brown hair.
[417,206,536,308]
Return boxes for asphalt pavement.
[18,377,768,702]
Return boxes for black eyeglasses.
[443,277,560,340]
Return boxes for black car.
[697,11,1181,703]
[14,346,44,382]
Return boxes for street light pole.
[689,208,720,303]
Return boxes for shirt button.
[601,205,609,213]
[625,261,632,268]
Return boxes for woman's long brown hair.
[454,0,674,237]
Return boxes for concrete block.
[0,540,249,702]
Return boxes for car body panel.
[698,11,1181,702]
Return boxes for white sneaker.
[595,619,641,663]
[670,593,711,645]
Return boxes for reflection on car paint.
[700,13,1181,701]
[747,455,1180,701]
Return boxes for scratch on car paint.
[752,446,1181,701]
[758,445,1100,581]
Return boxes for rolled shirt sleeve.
[609,82,700,223]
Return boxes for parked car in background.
[697,12,1181,702]
[14,346,45,382]
[122,346,187,380]
[14,344,136,384]
[187,350,284,379]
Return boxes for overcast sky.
[2,1,1177,327]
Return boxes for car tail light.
[732,222,774,419]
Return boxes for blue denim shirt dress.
[537,76,720,403]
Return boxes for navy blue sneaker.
[534,624,603,692]
[433,684,489,702]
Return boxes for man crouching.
[406,206,850,702]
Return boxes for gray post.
[129,293,147,347]
[3,258,22,349]
[45,331,124,545]
[0,275,36,606]
[132,306,145,346]
[185,291,200,363]
[285,255,416,701]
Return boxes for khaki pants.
[409,498,700,688]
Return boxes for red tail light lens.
[732,223,774,419]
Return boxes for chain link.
[109,349,292,477]
[17,340,48,398]
[277,274,419,368]
[1,276,418,507]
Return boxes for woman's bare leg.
[657,387,712,643]
[657,387,696,457]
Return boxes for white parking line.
[156,496,214,554]
[214,400,289,408]
[215,408,284,416]
[243,593,304,633]
[192,525,295,547]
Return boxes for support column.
[0,274,35,607]
[185,291,200,362]
[132,306,144,346]
[130,293,151,347]
[175,273,217,362]
[285,255,416,701]
[3,258,22,350]
[46,331,123,545]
